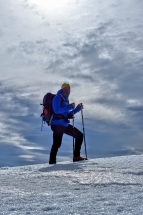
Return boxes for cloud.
[0,82,47,166]
[127,106,143,112]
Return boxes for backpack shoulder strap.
[57,94,65,106]
[58,94,69,105]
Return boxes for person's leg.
[64,124,83,157]
[49,125,66,164]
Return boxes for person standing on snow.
[49,83,85,164]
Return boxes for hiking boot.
[49,150,57,164]
[49,157,56,164]
[49,161,56,165]
[73,156,85,162]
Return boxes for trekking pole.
[41,117,44,131]
[72,109,75,160]
[80,104,88,159]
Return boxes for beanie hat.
[61,83,70,89]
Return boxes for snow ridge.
[0,155,143,215]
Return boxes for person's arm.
[53,95,74,114]
[68,104,83,116]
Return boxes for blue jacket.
[51,89,82,127]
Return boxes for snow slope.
[0,155,143,215]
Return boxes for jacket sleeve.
[52,95,73,114]
[68,105,81,115]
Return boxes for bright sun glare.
[30,0,73,12]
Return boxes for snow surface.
[0,155,143,215]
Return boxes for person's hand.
[71,103,75,109]
[68,114,74,119]
[77,103,84,109]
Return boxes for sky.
[0,0,143,167]
[0,155,143,214]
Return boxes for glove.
[68,114,74,119]
[76,103,83,109]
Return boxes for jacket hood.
[57,89,63,95]
[57,89,69,100]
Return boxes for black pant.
[49,125,83,164]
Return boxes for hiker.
[49,83,84,164]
